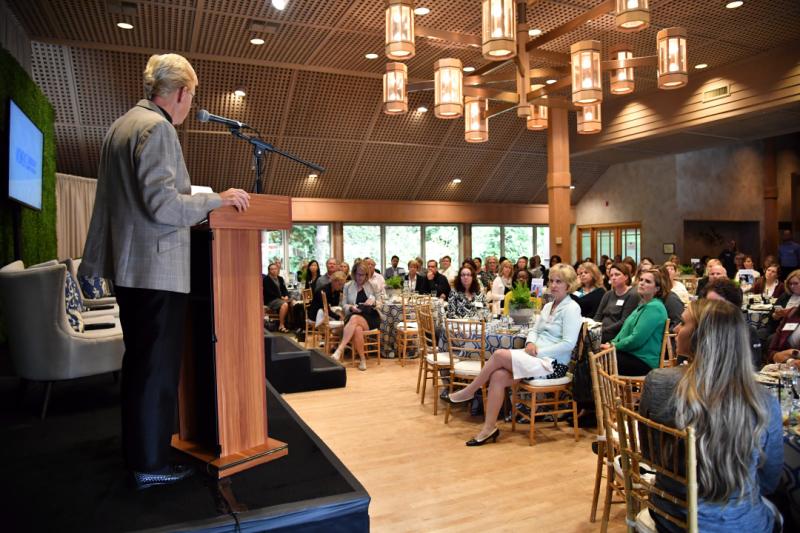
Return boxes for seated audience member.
[404,259,426,293]
[339,261,351,281]
[639,299,783,533]
[595,262,640,343]
[663,261,691,306]
[472,257,483,274]
[309,271,346,325]
[490,259,514,309]
[263,262,292,333]
[572,262,606,318]
[316,257,340,290]
[702,278,762,368]
[384,255,402,279]
[769,304,800,368]
[515,256,529,274]
[512,267,531,290]
[479,255,498,289]
[302,259,321,290]
[600,269,668,375]
[439,255,458,287]
[735,255,761,294]
[423,259,451,299]
[695,259,725,295]
[333,263,382,371]
[602,258,614,289]
[771,268,800,325]
[364,257,386,296]
[752,264,782,299]
[529,255,547,280]
[762,254,777,274]
[657,264,686,330]
[622,257,638,281]
[639,256,655,272]
[446,265,486,319]
[447,264,582,446]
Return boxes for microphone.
[196,109,248,129]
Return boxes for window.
[384,225,422,271]
[577,223,641,264]
[471,225,549,263]
[425,225,459,267]
[343,225,381,267]
[261,230,285,276]
[288,224,331,277]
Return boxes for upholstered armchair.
[0,260,124,418]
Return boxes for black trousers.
[115,286,188,472]
[616,350,654,376]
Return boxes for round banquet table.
[379,297,446,358]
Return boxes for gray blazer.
[79,100,222,293]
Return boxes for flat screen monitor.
[7,99,43,210]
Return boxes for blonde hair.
[578,262,603,288]
[143,53,198,99]
[498,259,513,278]
[785,269,800,294]
[330,271,346,282]
[549,263,579,292]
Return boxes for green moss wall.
[0,45,57,343]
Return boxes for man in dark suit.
[423,259,451,299]
[263,262,292,332]
[79,53,250,490]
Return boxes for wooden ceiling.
[9,0,800,204]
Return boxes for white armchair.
[0,260,124,418]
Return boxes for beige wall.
[576,133,800,262]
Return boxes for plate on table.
[749,304,773,311]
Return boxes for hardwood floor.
[283,360,627,532]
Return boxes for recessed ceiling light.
[545,79,557,85]
[462,66,476,73]
[452,178,462,184]
[694,63,708,69]
[250,37,265,45]
[417,106,428,113]
[116,22,134,30]
[528,28,542,37]
[569,185,576,190]
[308,173,318,179]
[414,7,430,16]
[271,0,288,10]
[725,1,743,8]
[365,52,379,60]
[234,87,246,97]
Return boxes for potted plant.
[508,281,534,325]
[385,275,403,299]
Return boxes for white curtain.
[56,173,96,260]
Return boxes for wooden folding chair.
[301,288,319,349]
[395,292,420,366]
[319,290,344,356]
[588,346,619,524]
[443,319,486,424]
[616,402,698,533]
[416,303,458,415]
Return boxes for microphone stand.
[229,128,324,194]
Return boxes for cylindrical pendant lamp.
[609,44,635,95]
[383,62,408,114]
[526,103,548,130]
[481,0,516,61]
[571,40,602,106]
[464,97,489,142]
[615,0,649,32]
[434,58,463,118]
[657,27,688,89]
[385,0,415,60]
[577,104,601,134]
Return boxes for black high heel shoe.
[465,427,500,446]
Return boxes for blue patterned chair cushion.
[78,274,114,299]
[64,270,85,332]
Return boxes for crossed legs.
[334,314,368,366]
[449,349,518,439]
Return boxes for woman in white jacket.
[489,260,514,312]
[333,262,383,370]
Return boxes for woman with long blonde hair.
[639,299,783,531]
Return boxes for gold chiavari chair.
[444,318,486,424]
[395,292,420,366]
[415,303,458,415]
[301,288,318,348]
[319,290,344,356]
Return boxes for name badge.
[616,299,625,306]
[783,323,799,332]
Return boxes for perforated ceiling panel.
[12,0,799,206]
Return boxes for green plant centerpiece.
[385,275,404,299]
[677,264,695,276]
[508,281,535,326]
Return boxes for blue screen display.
[8,99,43,210]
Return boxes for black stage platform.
[0,375,369,532]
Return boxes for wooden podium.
[172,194,292,478]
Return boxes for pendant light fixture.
[657,27,688,89]
[609,44,634,95]
[571,40,602,105]
[526,103,548,130]
[385,0,415,60]
[615,0,649,32]
[481,0,516,61]
[383,62,408,114]
[464,97,489,142]
[577,104,601,134]
[434,58,463,118]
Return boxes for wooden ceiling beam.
[525,0,615,51]
[188,0,205,53]
[415,26,480,46]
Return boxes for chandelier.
[381,0,688,142]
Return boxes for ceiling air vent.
[702,84,730,103]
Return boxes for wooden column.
[547,107,572,264]
[762,139,778,260]
[331,222,344,262]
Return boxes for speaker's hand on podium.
[220,188,251,212]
